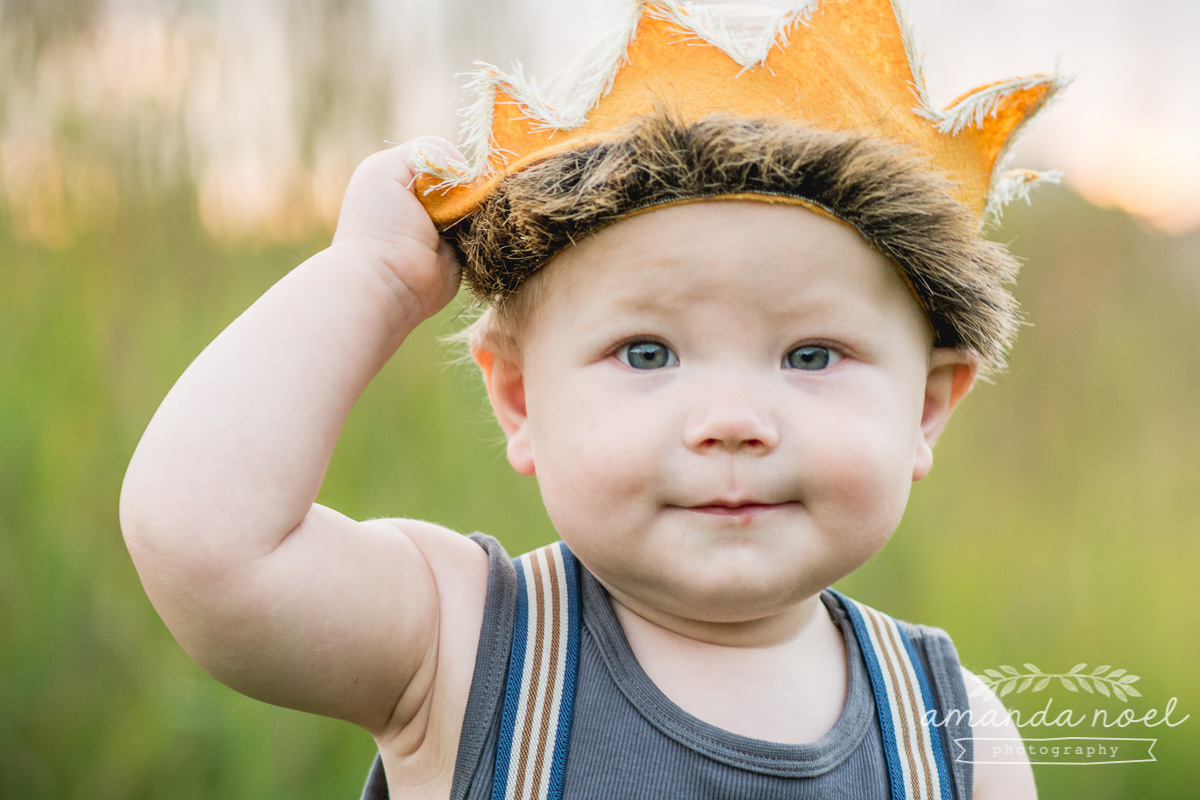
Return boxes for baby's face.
[497,201,951,628]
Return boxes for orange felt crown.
[414,0,1066,228]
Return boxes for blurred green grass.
[2,180,1197,798]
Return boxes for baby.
[122,2,1061,798]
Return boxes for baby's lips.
[674,495,798,511]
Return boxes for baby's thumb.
[403,136,467,185]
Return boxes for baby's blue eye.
[618,341,678,370]
[785,345,839,370]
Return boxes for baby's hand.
[333,138,463,322]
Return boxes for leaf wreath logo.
[974,664,1143,702]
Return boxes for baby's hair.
[447,272,546,363]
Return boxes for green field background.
[3,3,1199,799]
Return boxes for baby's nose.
[683,381,780,454]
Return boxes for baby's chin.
[604,566,829,636]
[668,581,820,625]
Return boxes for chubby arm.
[963,668,1038,800]
[120,141,486,735]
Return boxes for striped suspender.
[830,590,954,800]
[489,552,951,800]
[492,542,582,800]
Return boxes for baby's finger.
[402,136,467,174]
[335,143,443,252]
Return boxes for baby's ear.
[474,347,535,476]
[912,349,978,481]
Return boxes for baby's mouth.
[680,500,798,519]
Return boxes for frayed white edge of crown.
[411,0,1069,226]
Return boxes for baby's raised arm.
[120,141,488,739]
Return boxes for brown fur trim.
[447,110,1020,371]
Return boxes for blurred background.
[1,0,1197,797]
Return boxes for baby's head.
[471,193,976,626]
[416,1,1061,621]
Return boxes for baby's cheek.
[816,420,914,528]
[579,407,657,481]
[537,422,649,523]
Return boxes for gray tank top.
[361,534,974,799]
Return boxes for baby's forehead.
[525,200,924,328]
[548,197,861,256]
